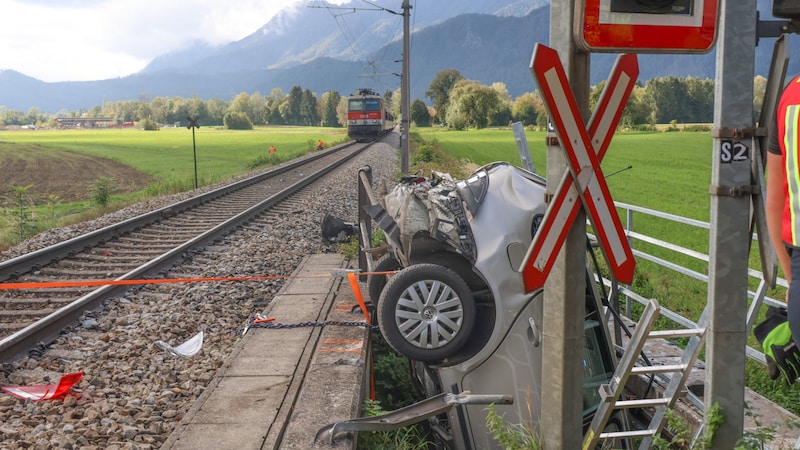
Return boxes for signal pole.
[400,0,411,174]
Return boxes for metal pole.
[357,166,373,273]
[192,127,198,189]
[540,1,588,448]
[705,0,755,447]
[187,116,200,189]
[400,0,411,174]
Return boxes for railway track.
[0,141,370,363]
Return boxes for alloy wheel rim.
[395,279,464,349]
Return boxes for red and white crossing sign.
[520,44,637,293]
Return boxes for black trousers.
[789,246,800,343]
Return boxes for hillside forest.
[0,70,770,131]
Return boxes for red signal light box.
[575,0,719,53]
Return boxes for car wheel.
[378,264,475,363]
[368,254,401,305]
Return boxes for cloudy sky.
[0,0,345,83]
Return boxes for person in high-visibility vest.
[317,140,324,151]
[762,74,800,384]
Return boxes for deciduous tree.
[512,91,540,126]
[410,99,430,127]
[321,90,342,127]
[426,69,463,124]
[445,79,500,129]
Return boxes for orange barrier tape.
[0,271,397,291]
[0,275,290,290]
[347,272,371,324]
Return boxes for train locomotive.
[347,88,395,142]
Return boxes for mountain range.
[0,0,794,113]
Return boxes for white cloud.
[0,0,321,82]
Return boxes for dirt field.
[0,142,156,203]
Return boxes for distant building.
[55,117,117,128]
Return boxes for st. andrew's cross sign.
[520,44,637,293]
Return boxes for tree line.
[0,71,769,130]
[422,69,768,130]
[0,86,353,130]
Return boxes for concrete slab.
[282,277,338,296]
[270,280,369,449]
[188,375,288,424]
[226,354,307,378]
[264,293,328,322]
[168,423,268,450]
[281,363,365,449]
[162,254,366,450]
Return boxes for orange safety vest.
[778,75,800,247]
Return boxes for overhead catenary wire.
[308,0,404,91]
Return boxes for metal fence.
[598,201,782,372]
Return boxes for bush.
[684,124,712,132]
[485,405,542,449]
[358,399,431,450]
[89,177,116,208]
[411,145,439,164]
[666,119,680,132]
[140,118,160,131]
[248,154,277,169]
[223,111,253,130]
[5,185,35,243]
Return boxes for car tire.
[378,263,475,363]
[368,254,401,305]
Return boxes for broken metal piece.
[314,392,513,445]
[330,268,359,278]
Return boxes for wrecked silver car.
[341,161,627,449]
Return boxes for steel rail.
[0,142,367,363]
[0,143,354,282]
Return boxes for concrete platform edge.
[161,254,367,450]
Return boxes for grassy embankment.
[0,126,347,250]
[411,126,800,417]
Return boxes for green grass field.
[0,126,348,183]
[0,126,348,249]
[417,128,713,221]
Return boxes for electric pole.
[400,0,411,174]
[308,0,412,173]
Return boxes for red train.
[347,88,395,142]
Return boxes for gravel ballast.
[0,141,399,450]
